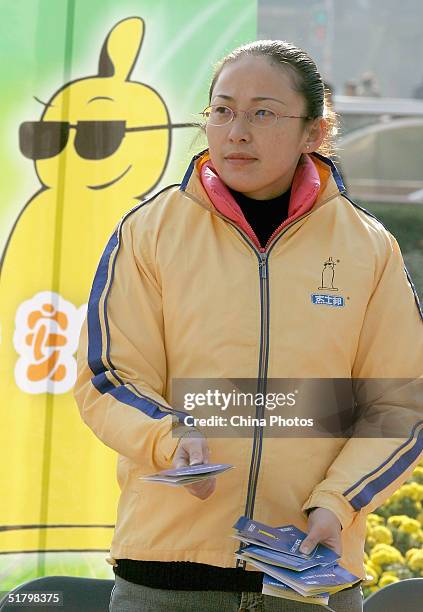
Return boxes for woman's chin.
[221,175,257,194]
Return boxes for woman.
[74,40,422,612]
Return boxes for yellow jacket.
[74,151,423,579]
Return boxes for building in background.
[259,0,423,99]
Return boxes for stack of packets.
[233,516,360,607]
[139,463,233,487]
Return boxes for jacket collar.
[180,149,345,249]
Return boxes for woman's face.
[206,55,323,200]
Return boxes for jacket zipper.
[235,223,308,569]
[245,252,269,515]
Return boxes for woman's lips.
[224,156,257,166]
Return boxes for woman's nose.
[227,113,252,143]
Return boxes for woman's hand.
[299,507,342,555]
[173,430,216,500]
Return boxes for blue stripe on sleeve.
[86,202,185,423]
[343,420,423,497]
[90,372,187,421]
[347,422,423,511]
[87,231,118,376]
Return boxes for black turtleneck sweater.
[114,188,291,591]
[231,187,291,248]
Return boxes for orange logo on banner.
[14,291,86,394]
[25,303,69,383]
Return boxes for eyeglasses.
[201,105,310,128]
[19,120,195,160]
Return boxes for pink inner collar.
[200,154,320,251]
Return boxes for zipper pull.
[259,253,267,279]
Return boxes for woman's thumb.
[299,534,318,555]
[186,437,205,465]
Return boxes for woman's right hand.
[173,430,216,500]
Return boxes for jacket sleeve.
[302,232,423,529]
[74,208,190,473]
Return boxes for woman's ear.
[303,117,326,153]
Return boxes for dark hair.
[208,40,338,157]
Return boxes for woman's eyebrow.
[213,94,287,105]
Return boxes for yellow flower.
[370,544,404,567]
[370,525,393,544]
[367,560,382,576]
[379,574,399,588]
[364,564,379,586]
[371,543,396,552]
[413,466,423,481]
[405,548,421,561]
[387,515,411,528]
[417,511,423,526]
[364,552,369,563]
[397,482,423,501]
[367,513,385,526]
[407,550,423,572]
[398,517,421,534]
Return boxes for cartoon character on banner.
[0,17,194,555]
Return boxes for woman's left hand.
[299,507,342,556]
[172,430,216,500]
